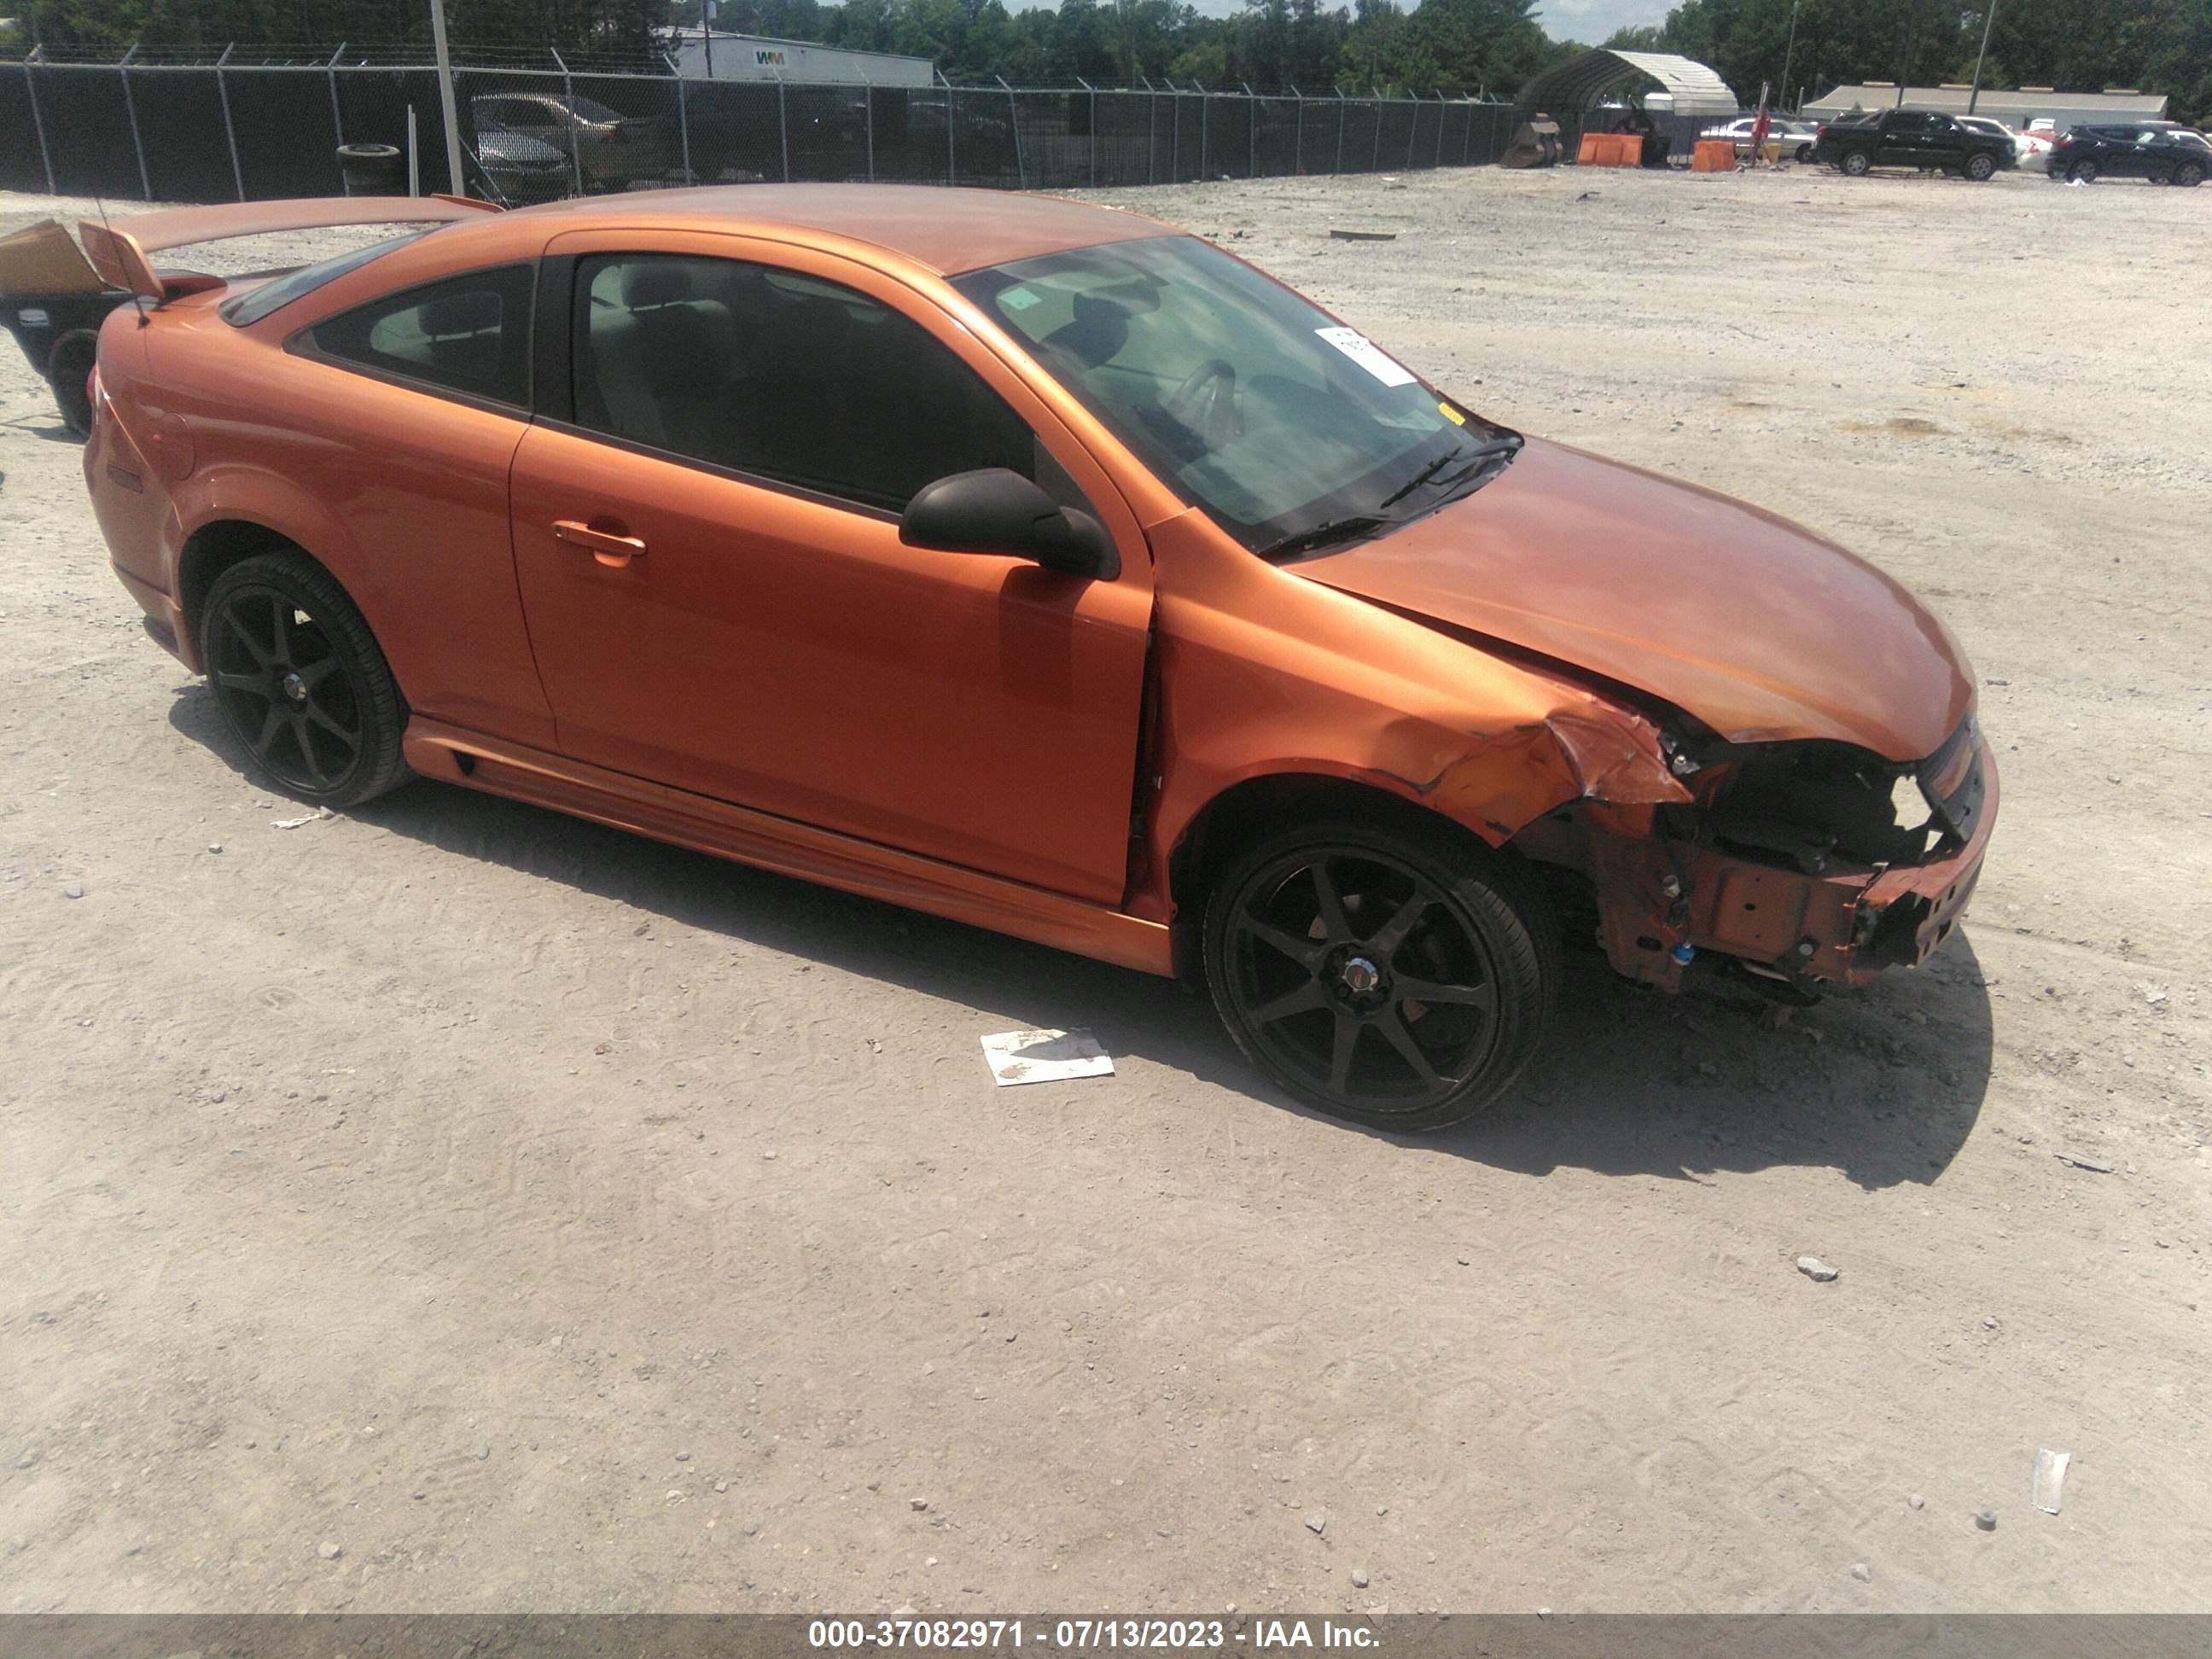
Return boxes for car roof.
[491,184,1174,277]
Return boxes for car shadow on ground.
[172,689,1994,1191]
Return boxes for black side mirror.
[900,469,1120,580]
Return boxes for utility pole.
[1778,0,1802,113]
[428,0,465,194]
[1967,0,1998,113]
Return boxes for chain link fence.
[3,49,1520,205]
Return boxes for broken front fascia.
[1516,728,2000,995]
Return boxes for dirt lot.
[3,163,2208,1615]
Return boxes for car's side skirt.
[402,719,1177,978]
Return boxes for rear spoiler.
[79,195,502,303]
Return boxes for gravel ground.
[2,164,2208,1615]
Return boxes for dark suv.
[1813,108,2013,180]
[2048,124,2209,186]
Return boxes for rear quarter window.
[301,264,534,409]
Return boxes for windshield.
[954,236,1516,555]
[219,230,428,326]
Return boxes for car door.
[1932,114,1970,166]
[507,231,1156,905]
[2101,129,2145,177]
[501,96,570,160]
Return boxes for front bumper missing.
[1582,739,1999,993]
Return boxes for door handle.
[552,518,647,568]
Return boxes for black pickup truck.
[1813,109,2014,180]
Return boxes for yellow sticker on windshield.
[1439,402,1467,426]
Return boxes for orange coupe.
[83,187,1994,1129]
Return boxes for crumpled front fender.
[1134,509,1694,923]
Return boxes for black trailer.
[0,219,136,439]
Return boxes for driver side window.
[571,253,1038,515]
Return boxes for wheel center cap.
[282,672,307,703]
[1339,956,1382,997]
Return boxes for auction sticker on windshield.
[1315,325,1416,387]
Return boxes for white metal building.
[668,30,935,87]
[1803,84,2170,131]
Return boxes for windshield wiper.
[1373,435,1525,513]
[1254,514,1394,562]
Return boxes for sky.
[1530,0,1673,46]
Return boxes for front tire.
[1202,810,1559,1132]
[1840,149,1871,178]
[1965,152,1997,181]
[2069,160,2098,183]
[2174,160,2205,188]
[198,550,410,808]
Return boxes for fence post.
[1290,85,1301,174]
[1169,83,1179,183]
[942,73,956,186]
[328,44,346,158]
[119,46,152,200]
[1335,88,1346,174]
[1406,91,1418,167]
[551,50,585,194]
[216,44,247,201]
[1198,84,1208,180]
[776,72,790,182]
[1464,94,1476,165]
[1434,90,1446,166]
[1242,82,1254,178]
[22,51,55,197]
[1371,87,1383,172]
[997,76,1022,189]
[1146,81,1155,185]
[1077,77,1095,187]
[864,74,874,183]
[668,54,692,183]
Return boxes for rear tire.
[1840,149,1871,178]
[198,550,410,809]
[2069,160,2098,183]
[48,329,98,439]
[1202,807,1559,1132]
[1965,152,1997,181]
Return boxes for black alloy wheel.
[1204,812,1558,1132]
[198,550,409,807]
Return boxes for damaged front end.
[1515,713,1996,997]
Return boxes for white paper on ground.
[1315,325,1417,387]
[979,1027,1114,1087]
[2031,1447,2069,1514]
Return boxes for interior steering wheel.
[1162,358,1243,452]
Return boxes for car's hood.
[1295,437,1974,762]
